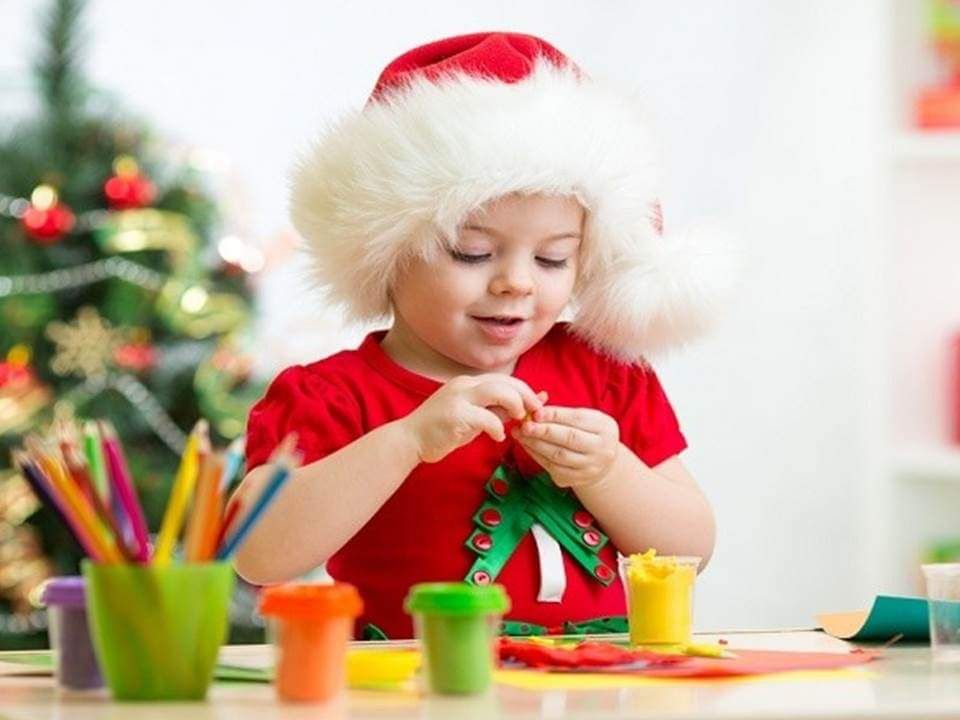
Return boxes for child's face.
[390,193,583,375]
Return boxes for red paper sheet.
[499,638,689,669]
[499,639,881,679]
[586,649,881,678]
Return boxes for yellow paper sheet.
[494,667,874,690]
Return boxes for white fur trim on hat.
[290,60,734,361]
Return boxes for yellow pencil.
[153,420,205,565]
[38,452,124,564]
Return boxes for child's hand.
[511,406,620,488]
[403,375,544,463]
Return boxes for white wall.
[0,0,890,630]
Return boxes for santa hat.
[291,32,734,362]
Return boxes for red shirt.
[246,322,687,638]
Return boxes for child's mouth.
[473,316,524,325]
[471,315,527,341]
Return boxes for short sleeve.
[603,362,687,468]
[245,365,364,471]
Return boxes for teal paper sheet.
[821,595,950,642]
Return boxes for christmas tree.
[0,0,264,646]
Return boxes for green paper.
[214,663,272,683]
[0,650,54,676]
[83,560,234,700]
[819,595,955,642]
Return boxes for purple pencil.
[13,451,95,558]
[100,422,150,562]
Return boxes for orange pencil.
[35,450,123,563]
[61,446,135,562]
[184,430,214,562]
[56,426,97,508]
[198,454,225,561]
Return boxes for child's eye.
[536,257,569,269]
[449,250,490,264]
[449,250,568,269]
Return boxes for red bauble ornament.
[113,341,158,373]
[21,185,75,245]
[103,156,156,210]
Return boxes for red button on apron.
[490,478,509,496]
[572,510,593,528]
[594,564,613,581]
[480,508,502,527]
[472,570,491,585]
[472,533,493,552]
[583,530,601,547]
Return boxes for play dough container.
[82,560,234,700]
[404,582,509,695]
[619,550,700,645]
[259,583,363,702]
[41,576,102,690]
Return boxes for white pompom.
[570,223,740,362]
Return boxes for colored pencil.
[60,445,135,562]
[82,421,110,503]
[56,421,132,558]
[213,494,242,556]
[35,448,123,563]
[55,421,97,508]
[219,437,245,491]
[100,421,151,562]
[13,450,92,556]
[198,454,225,561]
[216,433,299,560]
[153,420,205,565]
[184,432,215,562]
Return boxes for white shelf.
[892,445,960,481]
[892,131,960,162]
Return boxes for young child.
[233,32,730,639]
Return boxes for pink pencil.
[100,421,151,562]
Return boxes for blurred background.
[1,0,959,647]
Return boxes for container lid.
[404,582,510,616]
[40,576,86,607]
[259,582,363,619]
[922,562,960,577]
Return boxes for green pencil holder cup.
[81,560,234,701]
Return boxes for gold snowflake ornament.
[46,306,128,378]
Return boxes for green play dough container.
[82,560,234,700]
[404,583,509,695]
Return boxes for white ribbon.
[531,522,566,603]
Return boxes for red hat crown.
[370,32,576,102]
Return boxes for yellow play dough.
[623,550,698,645]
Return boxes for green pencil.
[83,421,110,503]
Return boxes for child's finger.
[465,405,507,443]
[495,375,545,413]
[533,405,602,430]
[469,380,528,420]
[516,435,589,469]
[517,421,600,453]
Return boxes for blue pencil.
[216,436,298,560]
[218,437,245,492]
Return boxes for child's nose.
[489,262,534,296]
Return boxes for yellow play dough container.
[619,550,700,645]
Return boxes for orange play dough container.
[259,583,363,702]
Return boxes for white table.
[2,630,960,719]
